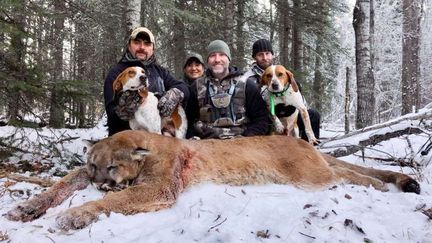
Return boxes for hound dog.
[260,65,319,145]
[112,66,187,138]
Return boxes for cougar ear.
[131,148,151,161]
[82,139,100,154]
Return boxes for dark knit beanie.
[207,40,231,61]
[252,39,273,57]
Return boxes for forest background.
[0,0,431,132]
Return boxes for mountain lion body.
[6,130,420,230]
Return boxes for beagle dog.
[260,65,319,145]
[112,66,187,138]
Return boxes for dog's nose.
[271,83,279,90]
[139,75,147,84]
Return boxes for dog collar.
[268,84,290,116]
[268,83,290,97]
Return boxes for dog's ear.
[285,69,299,92]
[260,69,271,86]
[113,71,127,93]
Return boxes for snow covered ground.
[0,111,431,243]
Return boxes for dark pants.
[298,109,320,142]
[274,105,320,142]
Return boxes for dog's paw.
[306,132,320,145]
[275,126,285,134]
[56,206,100,230]
[6,201,46,222]
[309,138,320,146]
[274,123,285,135]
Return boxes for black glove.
[193,121,220,139]
[114,90,141,121]
[158,88,184,117]
[194,121,243,139]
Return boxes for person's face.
[128,38,154,61]
[254,51,273,69]
[184,60,204,81]
[207,52,229,78]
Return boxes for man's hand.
[193,121,244,139]
[158,88,184,117]
[114,90,142,121]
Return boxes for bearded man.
[186,40,270,139]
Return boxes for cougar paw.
[371,180,389,192]
[401,178,421,194]
[6,201,45,222]
[56,207,99,230]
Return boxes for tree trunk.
[370,0,375,71]
[234,0,246,70]
[126,0,142,33]
[75,20,89,128]
[345,67,351,134]
[6,0,26,124]
[223,0,235,45]
[48,0,66,128]
[401,0,421,114]
[353,0,375,129]
[277,0,290,68]
[312,38,323,113]
[291,0,303,74]
[269,0,276,43]
[172,0,186,78]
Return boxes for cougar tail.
[321,153,420,194]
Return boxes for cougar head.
[83,137,151,191]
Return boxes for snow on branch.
[319,106,432,158]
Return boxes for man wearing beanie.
[186,40,270,139]
[103,27,189,136]
[242,39,321,142]
[242,39,274,84]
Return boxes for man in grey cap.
[183,52,205,85]
[186,40,270,139]
[103,27,189,136]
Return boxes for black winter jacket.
[104,54,189,136]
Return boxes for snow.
[0,113,432,242]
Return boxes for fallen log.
[2,173,55,187]
[321,127,425,158]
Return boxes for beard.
[258,60,272,69]
[210,63,228,76]
[134,51,149,61]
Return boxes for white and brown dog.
[112,66,187,138]
[260,65,319,145]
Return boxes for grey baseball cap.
[184,52,205,68]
